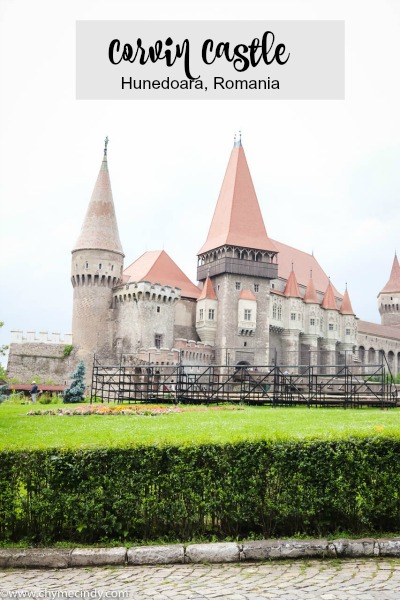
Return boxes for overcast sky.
[0,0,399,366]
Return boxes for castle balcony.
[197,257,278,281]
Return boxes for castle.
[7,137,400,383]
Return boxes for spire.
[340,286,355,315]
[198,276,217,301]
[198,143,277,254]
[303,270,319,304]
[283,268,301,298]
[321,280,339,311]
[380,254,400,294]
[73,141,124,256]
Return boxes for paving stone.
[185,542,240,563]
[128,544,185,565]
[69,546,126,566]
[0,548,71,569]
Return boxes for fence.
[91,355,398,409]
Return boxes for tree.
[0,322,8,357]
[63,361,86,403]
[0,322,8,380]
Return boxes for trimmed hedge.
[1,437,400,544]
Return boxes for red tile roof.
[321,281,339,311]
[283,269,301,298]
[271,239,342,299]
[198,277,217,300]
[357,320,400,341]
[340,288,355,315]
[198,144,277,254]
[124,250,201,299]
[380,254,400,294]
[73,155,124,256]
[239,289,257,301]
[303,274,319,304]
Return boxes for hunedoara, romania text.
[108,31,290,81]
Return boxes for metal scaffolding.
[91,354,398,408]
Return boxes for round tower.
[71,139,125,364]
[378,254,400,327]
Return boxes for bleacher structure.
[91,354,399,409]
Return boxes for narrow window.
[208,309,215,320]
[346,328,351,336]
[291,313,296,321]
[254,283,259,292]
[155,334,162,349]
[156,306,160,313]
[235,282,241,290]
[244,309,252,321]
[273,304,277,319]
[329,323,334,331]
[99,263,102,270]
[199,308,204,320]
[310,318,315,326]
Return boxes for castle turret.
[197,136,278,365]
[71,139,125,362]
[196,276,218,345]
[378,254,400,327]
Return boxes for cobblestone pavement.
[2,559,400,599]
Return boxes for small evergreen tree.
[63,361,86,403]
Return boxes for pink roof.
[283,269,301,298]
[340,288,355,315]
[303,274,319,304]
[198,277,217,300]
[271,239,341,299]
[358,320,400,341]
[198,143,277,254]
[380,254,400,294]
[124,250,200,299]
[239,289,257,301]
[73,155,124,256]
[321,281,339,311]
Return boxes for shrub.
[63,362,85,404]
[1,436,400,544]
[63,345,73,358]
[38,394,52,405]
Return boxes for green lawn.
[1,401,399,449]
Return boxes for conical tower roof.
[198,141,277,254]
[124,250,200,299]
[283,268,301,298]
[321,280,339,311]
[198,276,217,301]
[340,287,355,315]
[73,145,124,256]
[303,272,319,304]
[239,289,257,301]
[380,254,400,294]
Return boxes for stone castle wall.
[7,334,77,385]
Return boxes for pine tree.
[63,361,86,403]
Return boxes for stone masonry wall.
[7,343,78,385]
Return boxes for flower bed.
[26,404,183,417]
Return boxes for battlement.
[10,331,73,345]
[113,280,181,305]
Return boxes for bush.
[1,436,400,544]
[63,362,85,404]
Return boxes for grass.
[1,401,400,450]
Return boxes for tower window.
[310,318,315,326]
[111,265,114,271]
[85,262,89,269]
[199,308,204,320]
[99,263,102,270]
[235,282,241,290]
[244,309,252,321]
[291,313,296,321]
[254,284,259,292]
[329,323,334,331]
[273,304,277,319]
[346,328,351,336]
[156,306,161,313]
[155,334,162,349]
[208,309,215,320]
